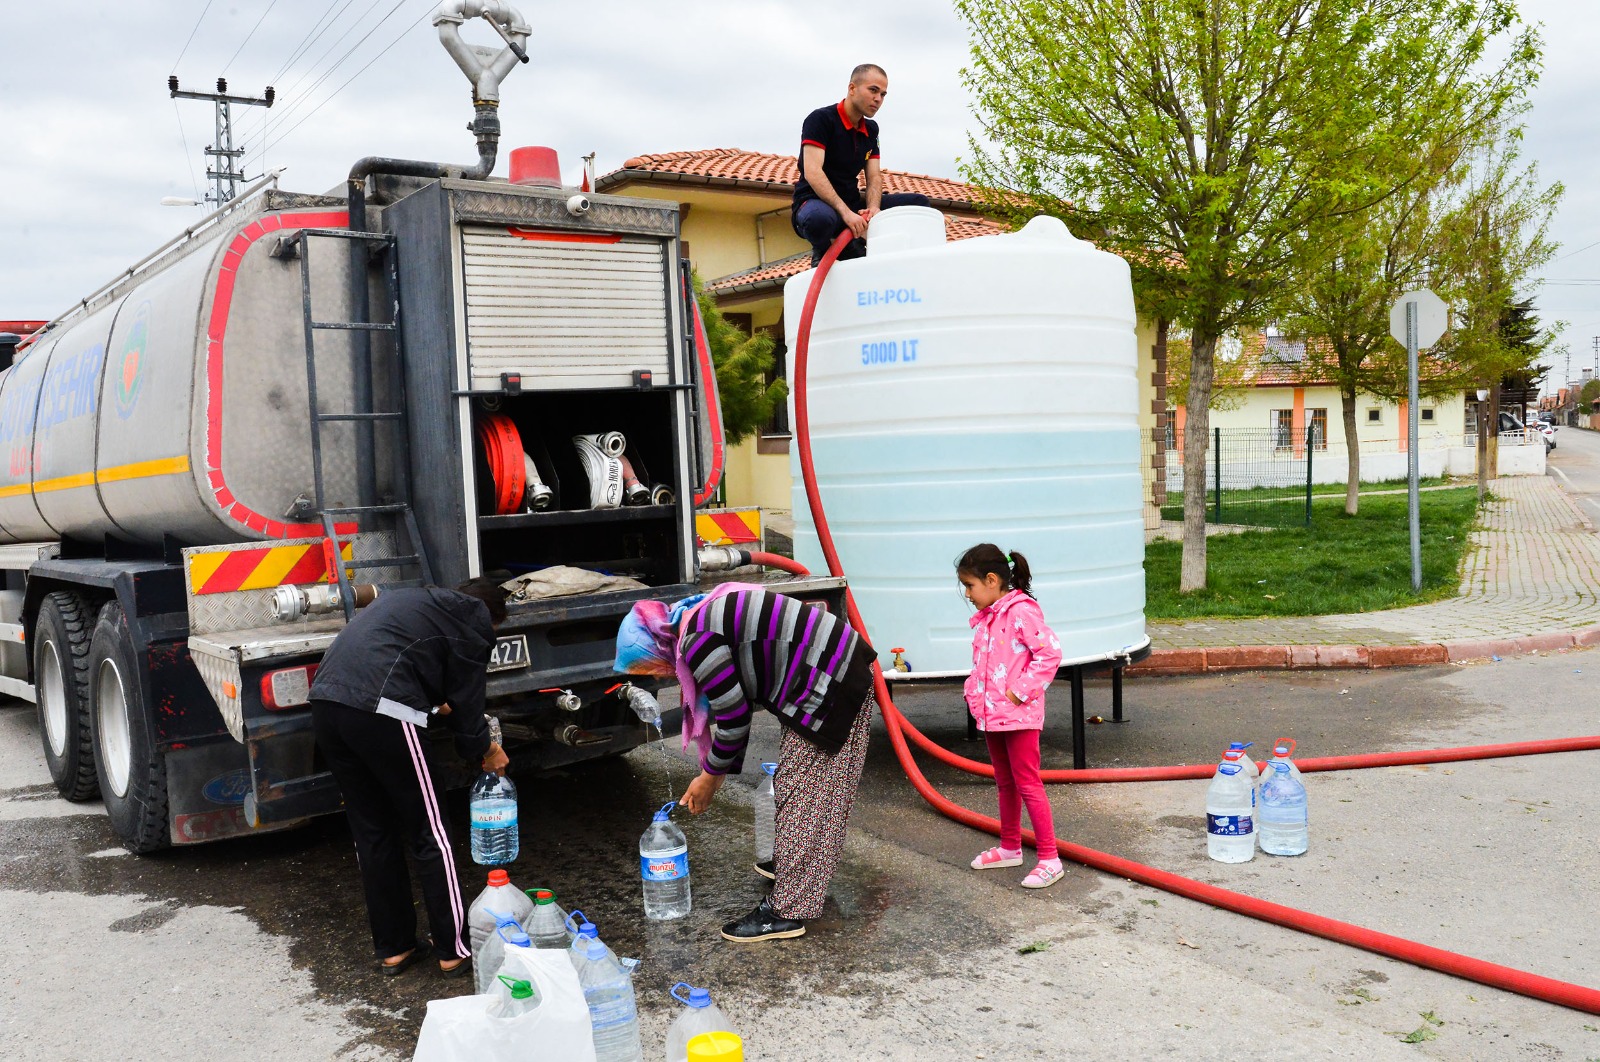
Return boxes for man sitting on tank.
[792,63,931,266]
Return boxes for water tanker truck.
[5,0,842,852]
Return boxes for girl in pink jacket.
[958,544,1065,888]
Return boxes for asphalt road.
[1546,423,1600,524]
[4,650,1600,1060]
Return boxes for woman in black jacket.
[309,578,510,977]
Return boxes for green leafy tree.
[693,272,788,446]
[957,0,1538,590]
[1579,378,1600,406]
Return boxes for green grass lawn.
[1145,487,1480,619]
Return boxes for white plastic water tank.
[784,207,1147,674]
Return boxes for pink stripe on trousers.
[402,722,470,958]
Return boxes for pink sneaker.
[1021,861,1065,889]
[971,847,1023,870]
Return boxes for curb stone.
[1130,627,1600,675]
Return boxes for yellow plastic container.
[686,1031,744,1060]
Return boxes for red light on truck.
[261,664,318,710]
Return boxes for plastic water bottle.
[640,801,692,920]
[471,716,519,864]
[753,762,778,865]
[1225,742,1259,782]
[1266,737,1304,784]
[1259,761,1309,856]
[469,869,534,986]
[476,916,532,995]
[523,888,572,948]
[1206,761,1255,863]
[569,920,643,1062]
[488,974,541,1019]
[665,983,739,1062]
[1221,747,1258,846]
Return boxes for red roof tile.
[707,215,1010,296]
[599,149,993,209]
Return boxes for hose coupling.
[697,546,750,572]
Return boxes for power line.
[172,0,217,72]
[172,100,202,201]
[268,0,359,85]
[1548,239,1600,265]
[256,4,433,161]
[221,0,283,76]
[240,0,393,153]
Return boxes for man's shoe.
[754,859,775,881]
[720,899,805,943]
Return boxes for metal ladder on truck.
[296,228,433,618]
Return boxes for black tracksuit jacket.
[308,586,495,761]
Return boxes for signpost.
[1389,289,1449,592]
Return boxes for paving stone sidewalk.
[1147,475,1600,656]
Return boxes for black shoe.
[754,859,775,881]
[721,898,805,943]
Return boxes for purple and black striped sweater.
[682,588,877,775]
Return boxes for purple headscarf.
[614,582,756,765]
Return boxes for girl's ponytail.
[1007,550,1033,597]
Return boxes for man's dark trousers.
[794,193,931,264]
[312,701,472,963]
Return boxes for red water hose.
[476,413,526,515]
[793,228,1600,1015]
[746,551,810,577]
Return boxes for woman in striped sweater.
[615,583,877,943]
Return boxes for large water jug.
[524,888,572,948]
[1206,762,1255,863]
[570,921,643,1062]
[1225,742,1259,782]
[475,916,532,995]
[469,869,534,984]
[470,769,520,865]
[488,973,541,1020]
[665,983,739,1062]
[753,762,778,866]
[640,801,691,920]
[1266,737,1304,784]
[786,208,1146,674]
[1259,761,1309,856]
[1221,747,1258,845]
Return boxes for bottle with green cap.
[488,973,541,1019]
[523,888,572,949]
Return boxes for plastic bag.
[413,947,595,1062]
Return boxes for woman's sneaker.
[754,859,775,881]
[971,846,1023,870]
[720,898,805,943]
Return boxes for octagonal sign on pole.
[1390,288,1448,350]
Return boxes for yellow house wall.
[720,299,794,512]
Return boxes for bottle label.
[1208,813,1252,837]
[471,805,518,829]
[641,845,689,881]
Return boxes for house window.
[760,318,790,440]
[1272,409,1328,450]
[1421,407,1435,422]
[1308,409,1328,450]
[1165,410,1177,451]
[1367,407,1382,423]
[1271,409,1294,450]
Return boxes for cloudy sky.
[2,0,1595,393]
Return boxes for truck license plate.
[488,635,530,673]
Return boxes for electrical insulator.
[264,86,275,105]
[168,75,179,95]
[216,77,227,93]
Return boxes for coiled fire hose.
[792,228,1600,1015]
[477,414,527,515]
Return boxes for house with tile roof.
[597,149,1168,515]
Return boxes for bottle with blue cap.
[753,762,778,871]
[665,983,739,1062]
[1206,757,1256,863]
[470,716,519,865]
[475,913,532,994]
[567,912,643,1062]
[640,801,692,920]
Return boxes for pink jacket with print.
[963,590,1063,731]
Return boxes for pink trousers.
[985,728,1058,860]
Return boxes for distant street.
[1546,424,1600,526]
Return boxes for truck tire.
[88,601,170,853]
[34,591,99,801]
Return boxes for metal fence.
[1143,427,1318,529]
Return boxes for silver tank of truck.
[0,182,378,545]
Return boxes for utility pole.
[168,77,274,206]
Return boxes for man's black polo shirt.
[793,100,880,214]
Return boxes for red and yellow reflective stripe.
[188,540,354,595]
[695,508,762,547]
[0,455,191,499]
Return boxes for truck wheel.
[88,602,170,853]
[34,591,99,801]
